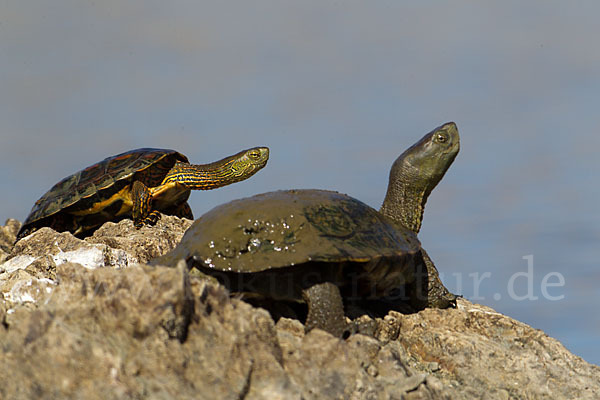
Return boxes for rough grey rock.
[1,218,598,399]
[3,216,192,280]
[395,299,600,399]
[85,215,193,263]
[0,219,20,263]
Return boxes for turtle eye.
[248,150,261,160]
[435,133,448,144]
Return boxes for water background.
[1,2,599,364]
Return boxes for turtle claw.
[140,211,162,228]
[134,210,161,229]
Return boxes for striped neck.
[161,147,268,190]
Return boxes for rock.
[0,262,288,399]
[0,218,598,399]
[6,227,133,282]
[85,216,193,263]
[393,298,600,399]
[0,268,56,307]
[5,216,192,276]
[0,219,20,264]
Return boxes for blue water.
[1,2,598,365]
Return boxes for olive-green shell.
[19,148,188,236]
[155,189,421,272]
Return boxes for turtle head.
[380,122,459,234]
[227,146,270,182]
[396,122,459,189]
[238,146,270,169]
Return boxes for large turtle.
[154,123,459,337]
[17,147,269,240]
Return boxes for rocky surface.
[1,218,598,399]
[0,219,20,264]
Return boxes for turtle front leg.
[302,282,349,338]
[420,249,457,309]
[131,181,161,228]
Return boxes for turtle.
[153,122,459,337]
[16,146,270,240]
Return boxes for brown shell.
[19,148,188,235]
[154,189,421,273]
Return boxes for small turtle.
[17,147,269,240]
[154,123,459,337]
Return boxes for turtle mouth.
[437,143,459,167]
[442,141,460,156]
[259,158,269,168]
